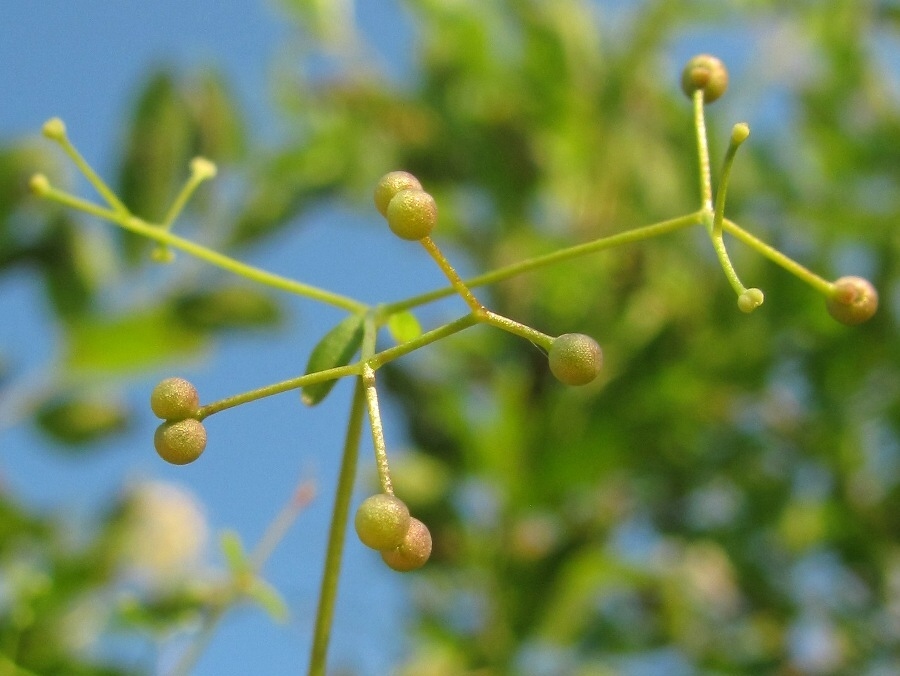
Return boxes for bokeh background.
[1,1,898,675]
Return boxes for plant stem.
[199,314,480,419]
[52,129,130,215]
[692,90,713,211]
[38,187,367,313]
[418,236,485,313]
[722,219,835,296]
[481,310,554,350]
[383,212,702,313]
[308,378,367,676]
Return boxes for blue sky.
[0,1,427,674]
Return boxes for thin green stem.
[200,314,480,419]
[692,90,713,211]
[362,364,393,495]
[38,187,367,313]
[51,128,130,215]
[711,130,749,296]
[162,161,215,229]
[722,218,835,296]
[419,236,485,314]
[481,310,554,351]
[368,313,479,368]
[383,212,702,314]
[308,378,367,676]
[197,363,363,419]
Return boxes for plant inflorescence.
[29,55,877,675]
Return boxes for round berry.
[150,377,200,421]
[354,494,411,551]
[548,333,603,386]
[826,276,878,325]
[681,54,729,103]
[374,171,423,217]
[386,189,437,241]
[381,518,432,572]
[154,419,207,465]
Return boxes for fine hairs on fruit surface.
[381,518,432,572]
[154,418,208,465]
[548,333,604,386]
[385,189,438,241]
[150,377,200,421]
[354,493,412,550]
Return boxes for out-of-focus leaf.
[301,312,365,406]
[117,70,193,259]
[36,215,112,319]
[187,70,246,163]
[247,577,289,623]
[65,309,206,374]
[171,285,281,331]
[220,530,250,574]
[387,310,422,344]
[35,393,130,446]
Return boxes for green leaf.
[247,577,289,623]
[35,392,130,446]
[301,312,365,406]
[220,530,250,574]
[386,310,422,344]
[65,309,206,374]
[171,285,281,331]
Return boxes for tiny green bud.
[190,157,218,180]
[548,333,603,386]
[41,117,67,141]
[29,173,51,196]
[374,171,423,218]
[385,189,438,241]
[826,276,878,325]
[354,494,411,551]
[731,122,750,145]
[738,288,764,313]
[681,54,729,103]
[154,418,207,465]
[381,517,432,572]
[150,245,176,263]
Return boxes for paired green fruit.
[548,333,603,386]
[826,276,878,325]
[386,189,438,241]
[681,54,729,103]
[150,377,200,420]
[354,493,411,551]
[374,171,423,217]
[381,518,432,572]
[154,418,207,465]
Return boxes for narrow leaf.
[301,312,365,406]
[220,530,250,574]
[248,578,289,623]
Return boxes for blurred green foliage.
[1,0,898,674]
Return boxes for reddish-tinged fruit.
[826,276,878,325]
[381,518,432,572]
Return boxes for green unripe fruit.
[354,494,411,550]
[381,518,432,572]
[681,54,729,103]
[150,377,200,420]
[826,276,878,325]
[154,419,207,465]
[374,171,423,217]
[386,189,437,241]
[548,333,603,386]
